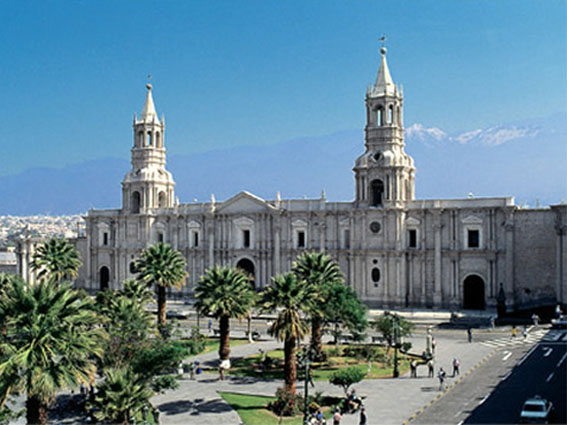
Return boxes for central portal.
[236,258,256,289]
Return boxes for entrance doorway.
[463,275,485,310]
[100,266,110,291]
[236,258,255,289]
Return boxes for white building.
[19,48,567,312]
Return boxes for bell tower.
[354,45,415,208]
[122,83,175,213]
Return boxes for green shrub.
[343,345,383,360]
[325,347,341,357]
[329,367,366,394]
[268,387,304,416]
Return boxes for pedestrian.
[359,407,367,425]
[427,359,434,378]
[452,357,460,377]
[208,318,213,334]
[431,336,437,354]
[532,314,540,326]
[467,327,472,343]
[511,325,517,338]
[410,360,417,378]
[333,408,342,425]
[437,367,446,391]
[522,326,528,339]
[489,316,495,330]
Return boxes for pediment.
[292,219,308,227]
[233,216,255,227]
[406,216,421,226]
[461,215,483,224]
[187,220,201,229]
[339,218,350,227]
[216,191,276,214]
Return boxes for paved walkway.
[151,330,503,425]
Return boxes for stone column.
[504,212,515,305]
[433,214,442,305]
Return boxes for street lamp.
[392,314,400,378]
[302,345,312,425]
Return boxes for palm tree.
[135,243,188,329]
[0,277,104,425]
[195,266,256,361]
[89,368,153,425]
[292,252,344,357]
[261,272,311,395]
[30,238,82,285]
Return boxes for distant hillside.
[0,113,565,215]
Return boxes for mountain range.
[1,113,565,215]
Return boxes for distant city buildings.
[16,48,567,312]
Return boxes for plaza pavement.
[151,329,498,425]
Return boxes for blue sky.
[0,0,565,176]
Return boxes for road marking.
[502,351,512,361]
[546,372,554,382]
[457,421,464,425]
[543,347,553,357]
[478,394,489,405]
[518,345,538,366]
[557,352,567,368]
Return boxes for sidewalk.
[151,331,496,424]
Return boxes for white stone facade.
[29,49,567,311]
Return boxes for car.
[551,314,567,329]
[519,396,553,423]
[166,310,190,319]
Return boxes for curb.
[402,348,498,424]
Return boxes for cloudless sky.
[0,0,565,176]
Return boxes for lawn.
[218,392,338,425]
[228,344,411,380]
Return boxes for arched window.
[370,179,384,207]
[376,107,383,127]
[388,105,394,124]
[131,191,141,213]
[158,191,167,208]
[147,131,152,146]
[100,266,110,291]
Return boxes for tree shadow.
[158,397,234,416]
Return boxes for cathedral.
[17,48,567,312]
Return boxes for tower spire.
[140,79,158,122]
[374,45,395,96]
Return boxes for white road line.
[543,348,553,357]
[502,351,512,361]
[562,334,567,342]
[557,352,567,368]
[546,372,554,382]
[518,345,538,366]
[457,420,464,425]
[552,334,562,342]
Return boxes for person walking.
[452,357,460,377]
[467,327,473,343]
[359,407,367,425]
[208,318,213,334]
[410,360,417,378]
[511,325,517,338]
[427,359,434,378]
[431,336,437,354]
[523,326,528,339]
[437,367,446,391]
[333,408,342,425]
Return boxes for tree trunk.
[247,313,253,343]
[219,315,230,360]
[311,316,323,358]
[26,394,49,425]
[157,284,167,328]
[284,336,297,395]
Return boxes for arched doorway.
[100,266,110,291]
[463,275,485,310]
[236,258,255,289]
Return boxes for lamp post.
[303,345,310,425]
[393,315,399,378]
